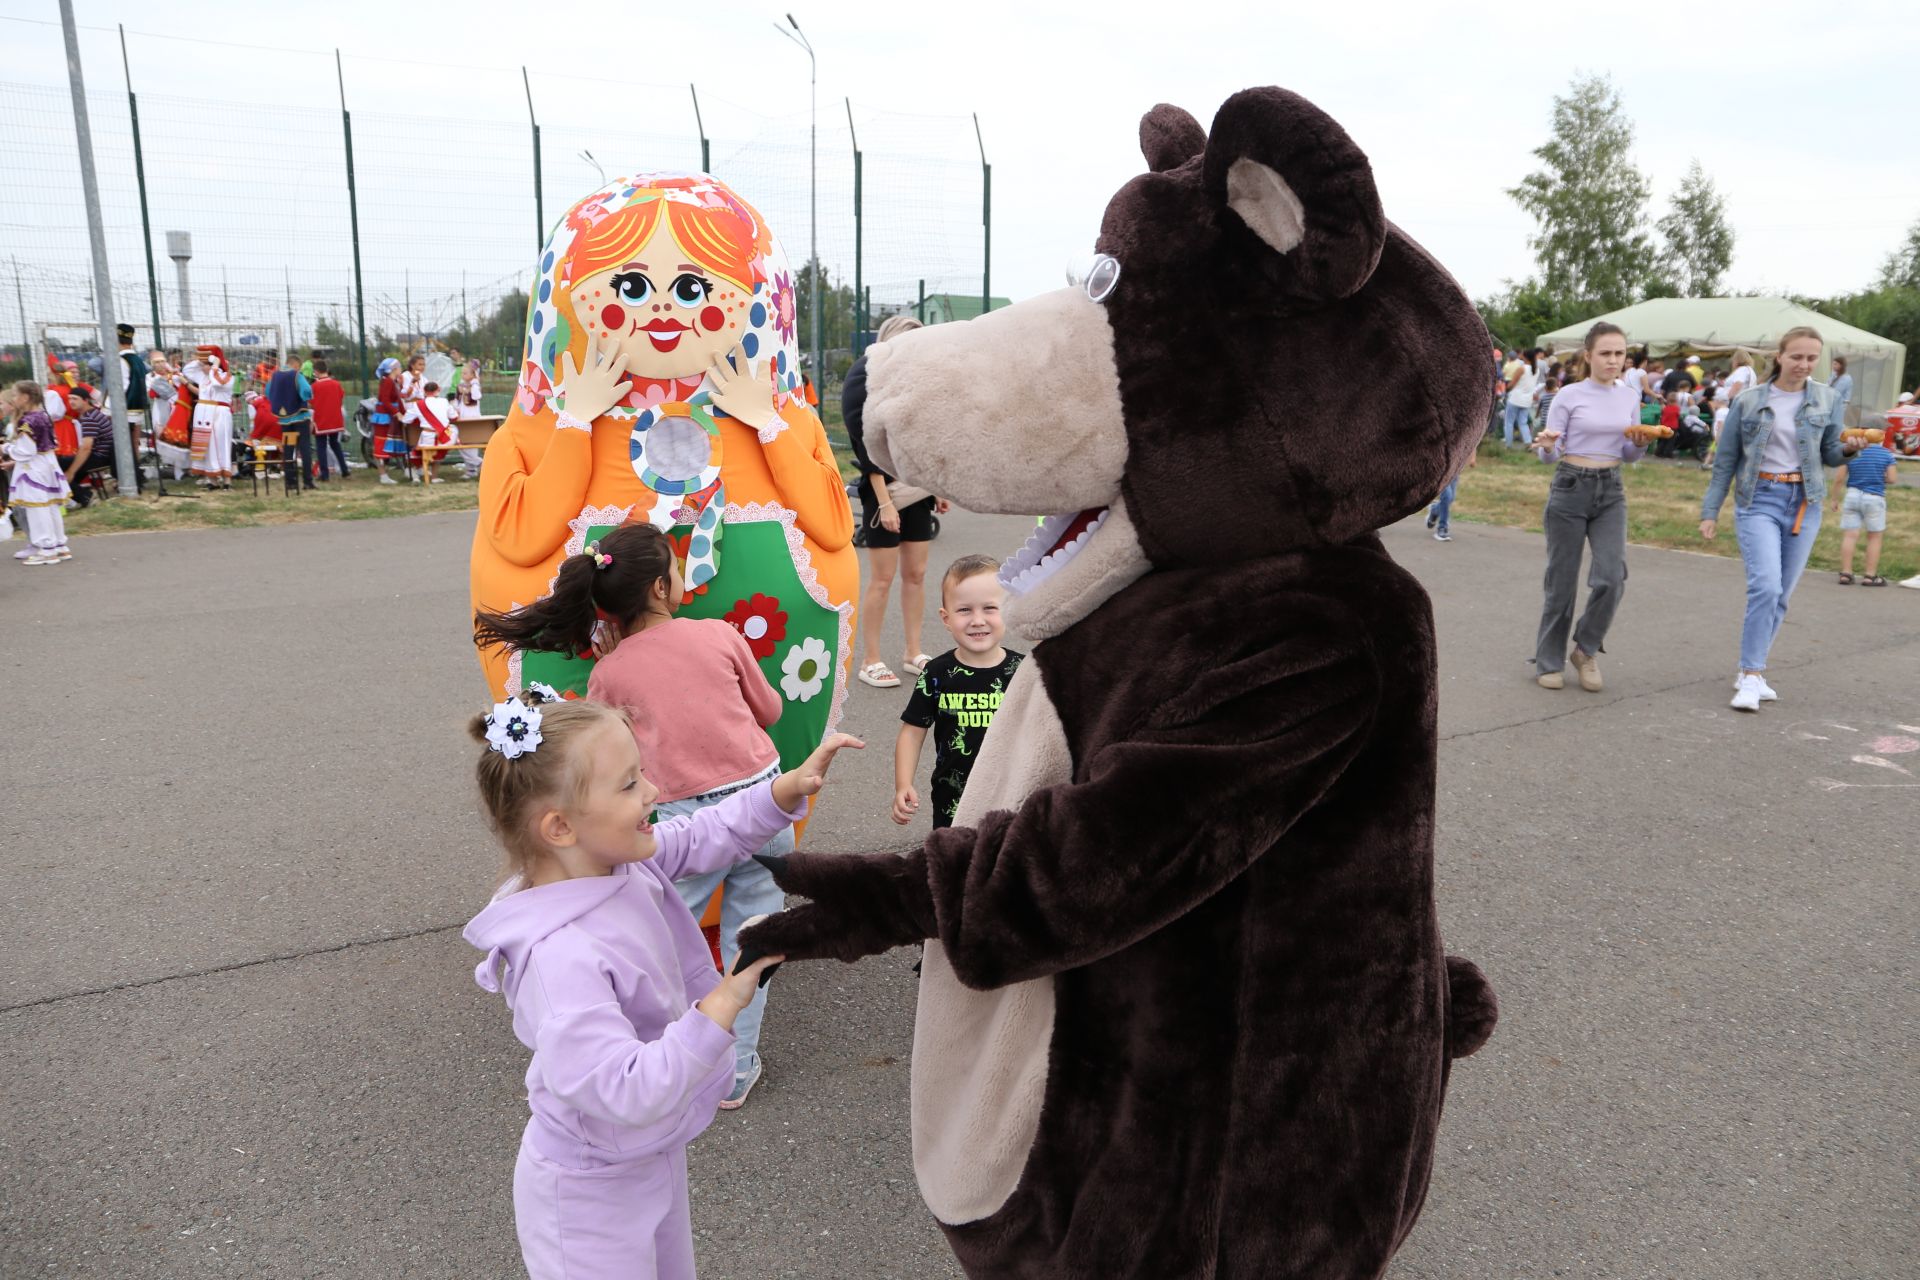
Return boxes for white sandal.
[901,653,933,677]
[857,661,900,688]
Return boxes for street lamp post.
[775,14,820,397]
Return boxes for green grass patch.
[1456,443,1917,581]
[61,469,481,538]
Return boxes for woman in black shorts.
[843,315,947,688]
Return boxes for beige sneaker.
[1536,669,1564,690]
[1570,648,1603,692]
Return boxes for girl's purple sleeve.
[524,953,736,1152]
[649,779,808,881]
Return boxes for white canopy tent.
[1538,297,1907,423]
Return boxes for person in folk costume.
[160,355,198,477]
[4,380,73,563]
[45,359,91,458]
[185,344,235,488]
[146,350,190,479]
[452,357,485,477]
[243,390,282,481]
[470,172,857,836]
[399,353,428,480]
[371,357,407,485]
[403,380,455,483]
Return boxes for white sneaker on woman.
[1733,672,1778,702]
[1730,674,1764,713]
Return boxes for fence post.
[336,51,370,397]
[523,68,543,250]
[846,98,862,357]
[690,84,710,174]
[59,0,136,496]
[917,278,925,323]
[974,114,991,318]
[119,26,162,352]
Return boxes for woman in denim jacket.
[1699,326,1853,712]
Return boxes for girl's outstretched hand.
[555,335,631,423]
[697,952,784,1029]
[772,733,865,811]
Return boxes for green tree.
[1876,215,1920,292]
[1476,278,1595,349]
[1656,160,1735,297]
[1508,75,1655,312]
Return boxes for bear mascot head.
[743,87,1496,1278]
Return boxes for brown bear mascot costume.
[740,87,1498,1279]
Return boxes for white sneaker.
[22,553,55,565]
[379,473,398,485]
[1734,672,1778,702]
[1730,674,1763,713]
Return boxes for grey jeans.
[1535,463,1628,673]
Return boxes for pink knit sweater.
[586,617,782,803]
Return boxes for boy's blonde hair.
[467,698,628,884]
[941,554,1001,606]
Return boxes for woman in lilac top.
[1528,323,1661,691]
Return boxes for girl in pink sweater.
[474,521,794,1109]
[462,692,859,1278]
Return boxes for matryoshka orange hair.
[566,196,760,295]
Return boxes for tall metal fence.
[1,32,992,396]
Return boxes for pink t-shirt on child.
[587,617,782,803]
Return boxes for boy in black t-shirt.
[895,554,1025,829]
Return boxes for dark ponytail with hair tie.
[473,522,678,657]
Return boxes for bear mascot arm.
[742,592,1376,985]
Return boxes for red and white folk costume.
[187,346,235,482]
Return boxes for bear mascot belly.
[469,173,857,790]
[740,88,1498,1278]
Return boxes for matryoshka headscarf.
[515,173,806,592]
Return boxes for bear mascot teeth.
[740,87,1497,1279]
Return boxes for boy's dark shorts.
[859,491,936,549]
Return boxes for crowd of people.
[1445,323,1904,714]
[0,332,502,559]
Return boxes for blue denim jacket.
[1700,379,1847,518]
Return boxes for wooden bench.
[416,415,503,485]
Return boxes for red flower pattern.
[723,593,788,659]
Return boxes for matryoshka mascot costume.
[471,174,858,804]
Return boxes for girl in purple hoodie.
[462,692,861,1279]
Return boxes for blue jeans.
[1503,401,1533,446]
[1733,480,1823,672]
[662,768,794,1077]
[1429,477,1457,533]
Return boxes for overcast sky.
[3,0,1912,349]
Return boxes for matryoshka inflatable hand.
[553,335,631,424]
[705,345,778,434]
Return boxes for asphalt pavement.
[1,504,1913,1278]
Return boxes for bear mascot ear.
[1139,103,1206,173]
[1202,87,1386,302]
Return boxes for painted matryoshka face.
[570,218,753,382]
